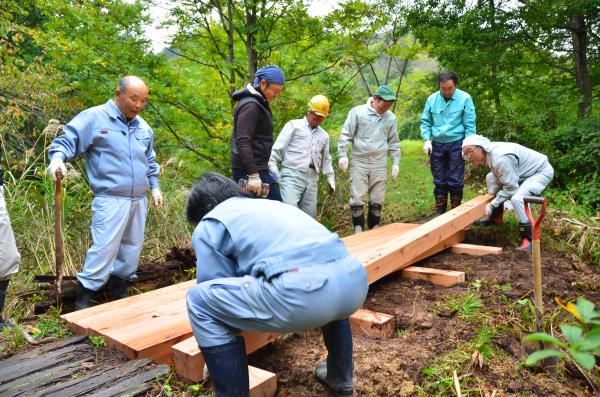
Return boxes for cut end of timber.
[349,308,395,338]
[451,243,502,256]
[401,266,465,288]
[249,366,277,397]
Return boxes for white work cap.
[462,135,491,152]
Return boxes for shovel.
[54,170,64,307]
[523,196,547,333]
[523,196,557,370]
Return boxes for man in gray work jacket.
[338,85,400,233]
[462,134,554,252]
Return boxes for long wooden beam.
[363,195,491,284]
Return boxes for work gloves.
[246,174,263,196]
[423,140,432,156]
[484,203,494,218]
[269,165,281,183]
[391,165,399,180]
[151,187,163,208]
[338,157,348,172]
[46,157,67,182]
[328,178,336,193]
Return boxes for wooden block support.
[401,266,465,288]
[249,366,277,397]
[172,332,280,382]
[349,308,395,338]
[362,195,492,284]
[451,243,502,256]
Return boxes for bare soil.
[246,227,600,396]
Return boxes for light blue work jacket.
[192,197,350,283]
[49,100,159,198]
[420,89,476,143]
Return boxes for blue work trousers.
[431,139,464,196]
[232,168,282,201]
[78,195,147,291]
[186,256,368,347]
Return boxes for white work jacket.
[269,117,334,185]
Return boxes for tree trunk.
[488,0,501,110]
[245,4,258,81]
[570,13,592,117]
[227,0,235,109]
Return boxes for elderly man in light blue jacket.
[269,95,335,218]
[421,71,476,215]
[338,86,400,233]
[462,135,554,252]
[47,76,162,310]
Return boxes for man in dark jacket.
[231,65,284,200]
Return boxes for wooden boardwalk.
[59,195,492,383]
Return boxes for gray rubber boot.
[75,281,96,311]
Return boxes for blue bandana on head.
[252,65,285,88]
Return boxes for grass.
[436,291,484,321]
[418,326,502,396]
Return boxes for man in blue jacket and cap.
[47,76,162,310]
[231,65,285,200]
[185,172,368,396]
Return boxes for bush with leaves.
[526,296,600,371]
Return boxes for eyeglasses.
[462,148,476,160]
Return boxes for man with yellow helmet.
[268,95,335,218]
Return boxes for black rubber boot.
[367,203,382,229]
[449,189,463,209]
[75,281,96,311]
[0,279,9,328]
[201,336,249,397]
[350,205,365,234]
[475,205,504,226]
[107,274,129,301]
[435,194,448,216]
[519,222,533,252]
[315,319,354,395]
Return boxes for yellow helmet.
[307,95,330,117]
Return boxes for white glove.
[46,157,67,182]
[423,140,432,156]
[247,174,263,195]
[338,157,348,172]
[151,187,163,208]
[391,164,399,180]
[328,178,336,193]
[484,203,494,217]
[269,165,281,183]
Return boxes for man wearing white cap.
[462,135,554,251]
